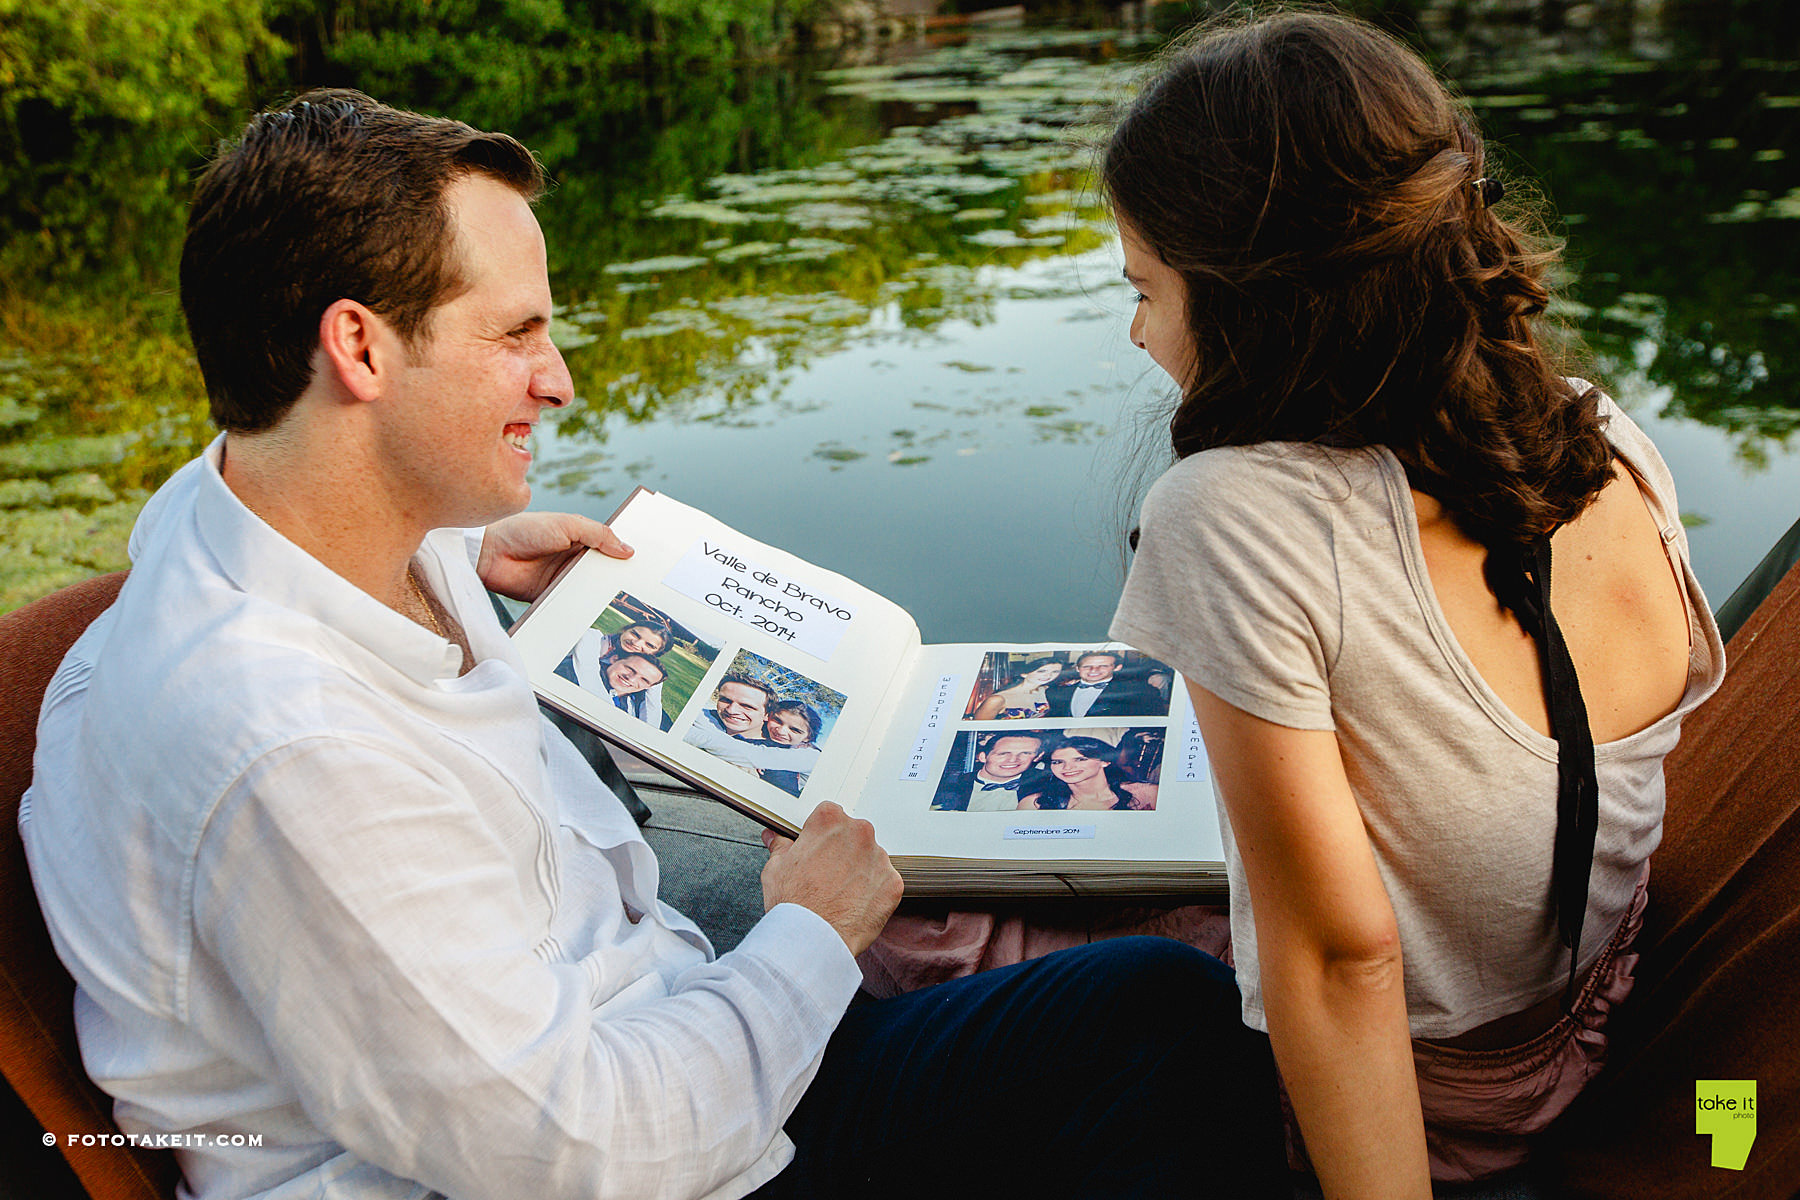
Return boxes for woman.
[760,698,822,798]
[1017,736,1157,811]
[555,619,674,725]
[1103,11,1723,1194]
[970,658,1065,721]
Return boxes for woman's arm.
[1188,681,1431,1200]
[972,691,1010,721]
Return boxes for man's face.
[379,174,574,529]
[977,736,1042,782]
[716,682,768,737]
[1076,654,1119,683]
[605,654,664,697]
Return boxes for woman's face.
[1049,748,1105,787]
[618,625,668,657]
[1022,663,1064,687]
[1117,212,1196,389]
[766,708,813,746]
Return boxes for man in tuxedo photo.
[1045,651,1169,718]
[930,731,1047,811]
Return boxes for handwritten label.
[1005,824,1097,841]
[663,540,857,661]
[1170,685,1207,783]
[901,674,962,781]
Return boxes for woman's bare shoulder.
[1552,463,1692,739]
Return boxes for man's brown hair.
[179,89,545,433]
[716,674,778,706]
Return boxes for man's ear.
[315,299,401,403]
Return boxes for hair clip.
[1471,177,1505,208]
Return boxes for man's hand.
[477,512,632,602]
[760,802,903,956]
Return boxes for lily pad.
[783,202,876,231]
[650,201,765,225]
[49,472,116,504]
[713,240,785,264]
[0,434,131,476]
[603,255,711,276]
[765,237,853,264]
[0,397,44,430]
[0,479,53,508]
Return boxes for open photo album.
[507,488,1226,897]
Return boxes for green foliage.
[271,0,830,138]
[304,0,624,133]
[1467,56,1800,462]
[0,0,831,285]
[0,8,1795,620]
[0,286,210,611]
[0,0,288,283]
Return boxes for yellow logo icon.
[1695,1080,1757,1170]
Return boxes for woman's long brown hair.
[1104,9,1612,555]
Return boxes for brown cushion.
[1544,559,1800,1196]
[0,572,178,1199]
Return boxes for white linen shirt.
[20,438,862,1200]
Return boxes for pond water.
[3,14,1797,636]
[529,19,1800,642]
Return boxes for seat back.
[0,573,178,1200]
[1546,558,1800,1196]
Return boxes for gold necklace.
[407,566,445,638]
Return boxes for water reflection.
[528,23,1800,638]
[541,26,1138,473]
[0,15,1795,625]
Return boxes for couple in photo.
[971,650,1169,721]
[931,731,1159,813]
[555,618,675,731]
[685,673,824,797]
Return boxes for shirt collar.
[191,436,466,685]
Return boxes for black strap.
[1484,535,1600,1004]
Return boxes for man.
[555,619,672,727]
[554,619,672,689]
[930,732,1046,812]
[709,673,775,739]
[598,652,669,729]
[1044,650,1170,718]
[684,674,819,780]
[22,91,1286,1200]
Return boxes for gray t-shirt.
[1111,397,1725,1037]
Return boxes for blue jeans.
[753,936,1288,1198]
